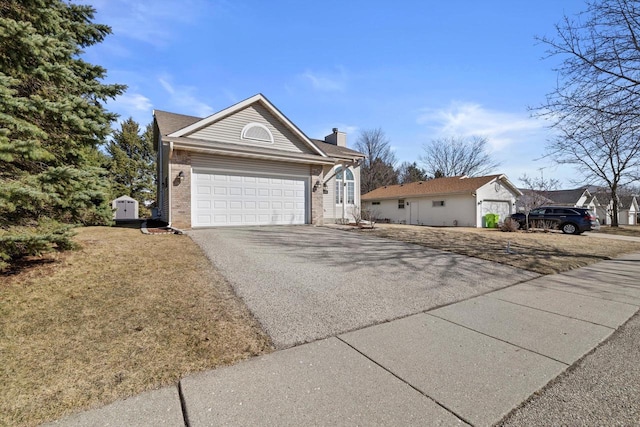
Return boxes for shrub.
[500,217,520,232]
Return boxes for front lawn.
[358,224,640,274]
[597,224,640,237]
[0,225,272,427]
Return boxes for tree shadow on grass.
[1,255,59,278]
[112,219,145,229]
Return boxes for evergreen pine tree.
[0,0,126,269]
[107,119,156,216]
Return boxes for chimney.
[324,127,347,147]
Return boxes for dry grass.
[358,224,640,275]
[0,226,272,427]
[597,225,640,237]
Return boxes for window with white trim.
[398,199,405,209]
[335,166,355,205]
[432,200,445,207]
[240,123,274,144]
[372,201,380,205]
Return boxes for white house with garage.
[361,174,521,227]
[595,194,639,225]
[153,94,364,229]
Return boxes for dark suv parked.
[511,206,600,234]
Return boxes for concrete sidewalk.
[46,254,640,427]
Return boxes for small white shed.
[112,195,139,220]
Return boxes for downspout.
[157,136,163,220]
[167,141,174,227]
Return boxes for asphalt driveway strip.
[189,225,539,349]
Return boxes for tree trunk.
[610,185,619,227]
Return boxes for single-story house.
[361,174,521,227]
[153,94,364,228]
[595,194,638,225]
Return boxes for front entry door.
[408,201,420,225]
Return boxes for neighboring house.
[595,193,639,225]
[516,187,599,215]
[152,94,364,228]
[361,174,521,227]
[618,196,639,225]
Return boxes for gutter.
[362,190,476,202]
[168,137,335,165]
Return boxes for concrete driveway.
[189,226,539,348]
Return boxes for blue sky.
[84,0,588,186]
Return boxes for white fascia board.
[170,138,335,166]
[362,190,472,202]
[167,93,327,158]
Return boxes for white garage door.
[481,200,511,222]
[192,171,308,227]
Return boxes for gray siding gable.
[187,104,315,155]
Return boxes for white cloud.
[114,93,153,112]
[158,75,215,117]
[86,0,210,47]
[416,101,544,151]
[300,67,348,92]
[106,92,153,125]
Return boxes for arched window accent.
[335,166,355,205]
[241,123,274,144]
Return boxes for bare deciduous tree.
[518,173,560,230]
[537,0,640,226]
[547,109,640,226]
[419,136,500,178]
[537,0,640,120]
[354,128,398,194]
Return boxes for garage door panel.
[213,187,227,195]
[481,201,512,221]
[198,214,212,223]
[192,170,308,227]
[196,185,211,195]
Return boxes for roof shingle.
[154,110,203,136]
[362,175,505,200]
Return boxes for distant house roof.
[362,174,521,200]
[618,195,637,209]
[518,188,555,203]
[537,188,589,205]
